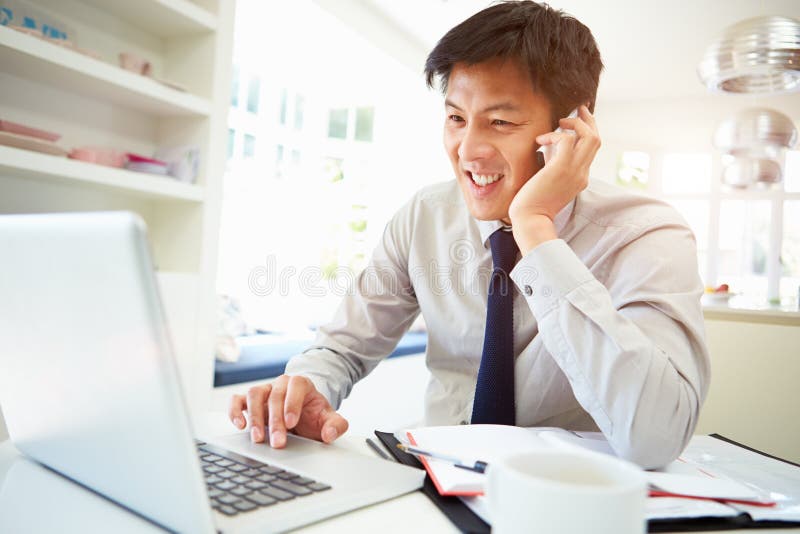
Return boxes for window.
[662,153,711,194]
[227,129,235,160]
[279,88,288,125]
[294,94,305,130]
[219,0,445,331]
[230,65,240,107]
[328,108,348,139]
[616,151,649,189]
[781,200,800,300]
[243,134,255,158]
[354,107,374,142]
[625,149,800,306]
[247,76,260,114]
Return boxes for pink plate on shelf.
[0,131,67,156]
[69,147,128,168]
[0,120,61,142]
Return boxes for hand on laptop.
[229,375,349,449]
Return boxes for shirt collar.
[475,199,576,248]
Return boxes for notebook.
[405,425,800,513]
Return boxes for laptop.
[0,211,424,533]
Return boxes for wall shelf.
[0,26,211,117]
[0,146,205,203]
[79,0,218,36]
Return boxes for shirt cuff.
[510,239,595,318]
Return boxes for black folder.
[375,431,800,533]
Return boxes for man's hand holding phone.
[229,375,349,448]
[508,104,601,254]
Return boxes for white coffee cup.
[486,450,647,534]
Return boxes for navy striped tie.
[471,228,518,425]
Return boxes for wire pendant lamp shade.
[698,16,800,94]
[714,108,798,188]
[714,108,798,155]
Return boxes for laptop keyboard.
[195,441,331,516]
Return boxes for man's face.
[443,58,552,222]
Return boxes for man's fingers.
[228,394,247,429]
[267,375,290,448]
[284,376,313,430]
[245,384,271,443]
[320,411,350,444]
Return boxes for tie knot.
[489,228,518,274]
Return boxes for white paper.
[647,472,761,500]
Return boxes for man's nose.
[457,124,495,162]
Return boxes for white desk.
[0,414,797,534]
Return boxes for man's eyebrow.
[444,99,521,113]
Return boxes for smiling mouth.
[466,171,504,187]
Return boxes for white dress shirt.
[285,179,710,469]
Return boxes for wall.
[696,316,800,463]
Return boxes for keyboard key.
[244,480,267,490]
[308,482,332,492]
[245,492,277,507]
[215,459,235,467]
[256,474,277,483]
[231,486,251,497]
[205,475,223,485]
[276,472,298,480]
[228,464,248,473]
[207,487,224,499]
[215,480,237,491]
[216,505,238,516]
[231,475,251,485]
[234,500,258,512]
[292,476,315,485]
[202,454,222,462]
[241,469,262,478]
[271,480,312,496]
[216,494,241,506]
[200,444,264,468]
[204,465,224,474]
[260,487,294,501]
[217,470,237,479]
[259,465,283,475]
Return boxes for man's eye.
[492,119,511,126]
[448,114,464,122]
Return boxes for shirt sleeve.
[510,225,710,469]
[284,199,420,409]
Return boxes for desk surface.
[0,414,797,534]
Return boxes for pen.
[396,443,488,473]
[366,438,390,460]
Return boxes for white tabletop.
[0,413,796,533]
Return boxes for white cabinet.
[0,0,235,414]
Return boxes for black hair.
[424,1,603,127]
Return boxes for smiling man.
[229,1,710,469]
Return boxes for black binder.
[375,430,490,533]
[375,430,800,533]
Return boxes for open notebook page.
[399,425,576,496]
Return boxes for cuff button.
[524,285,533,296]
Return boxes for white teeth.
[471,173,502,186]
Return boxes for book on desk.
[375,426,800,533]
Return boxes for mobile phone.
[537,108,579,164]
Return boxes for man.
[229,1,709,469]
